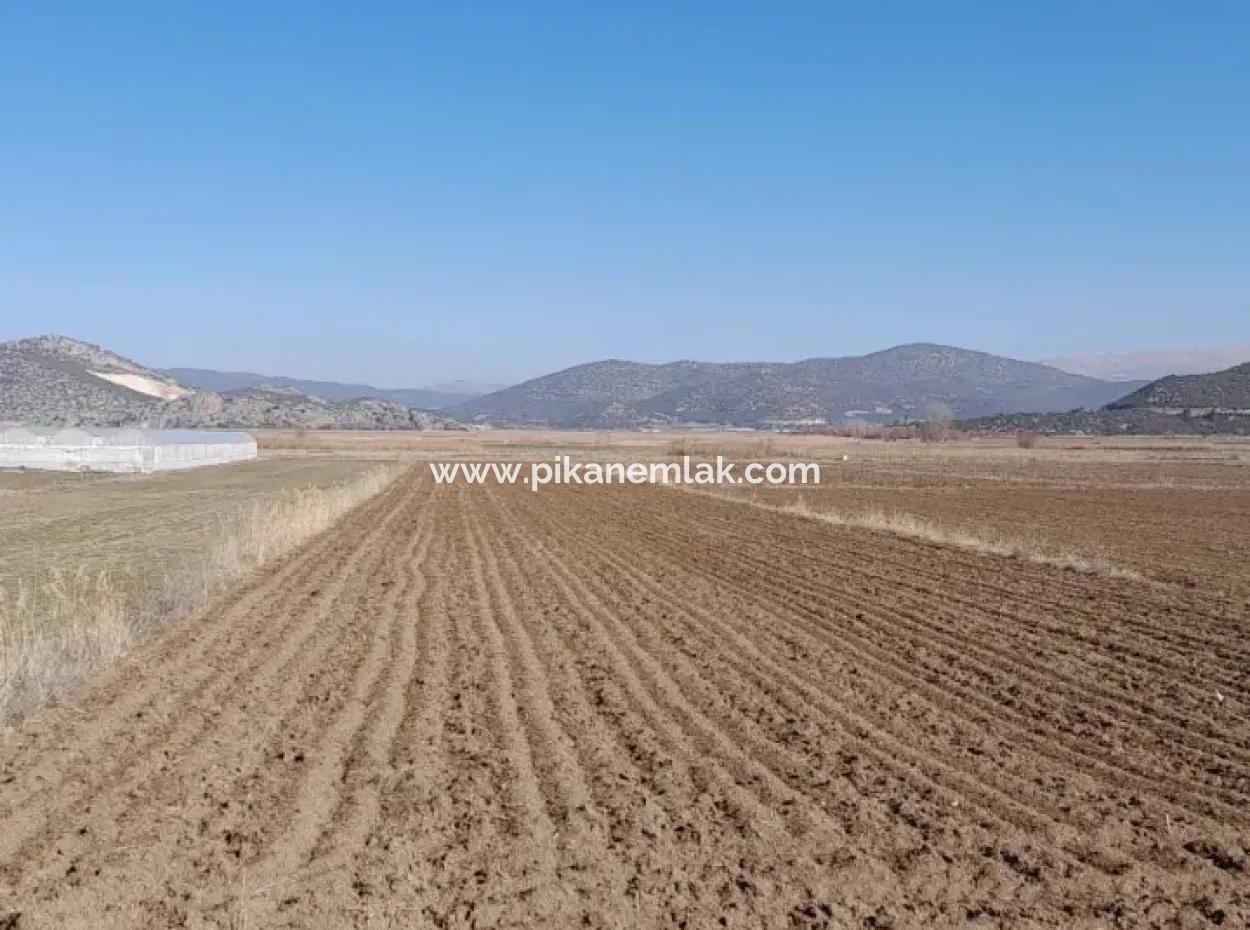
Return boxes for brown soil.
[731,482,1250,598]
[1,471,1247,928]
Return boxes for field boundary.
[0,462,408,733]
[676,485,1144,581]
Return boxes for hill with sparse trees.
[451,344,1141,428]
[1,335,459,430]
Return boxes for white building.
[0,427,257,474]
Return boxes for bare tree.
[920,401,953,442]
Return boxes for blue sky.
[2,2,1248,385]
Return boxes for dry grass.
[0,463,403,731]
[665,435,781,460]
[698,489,1142,580]
[789,497,1140,578]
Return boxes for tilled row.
[498,486,1248,922]
[0,472,1246,929]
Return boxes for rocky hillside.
[1,335,459,430]
[963,361,1250,435]
[1107,361,1250,412]
[0,335,188,426]
[452,344,1141,428]
[152,387,453,430]
[161,367,483,409]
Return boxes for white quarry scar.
[89,370,191,401]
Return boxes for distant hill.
[451,344,1142,429]
[961,407,1250,437]
[1,335,460,430]
[151,386,458,431]
[964,361,1250,435]
[161,367,485,409]
[450,359,762,428]
[1107,361,1250,412]
[1043,345,1250,382]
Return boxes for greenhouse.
[0,427,257,473]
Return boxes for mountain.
[1107,361,1250,412]
[161,367,483,409]
[151,386,457,430]
[0,335,191,426]
[963,361,1250,435]
[1,335,459,430]
[451,344,1142,429]
[1043,345,1250,382]
[450,359,765,428]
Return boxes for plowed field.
[1,470,1247,928]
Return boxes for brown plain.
[0,432,1247,928]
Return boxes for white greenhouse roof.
[0,427,255,446]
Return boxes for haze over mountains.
[451,344,1143,429]
[161,368,498,410]
[1042,345,1250,382]
[9,333,1250,434]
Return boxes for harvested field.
[0,457,385,591]
[1,466,1247,928]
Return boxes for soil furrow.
[512,487,1244,889]
[2,472,1246,929]
[0,474,420,878]
[0,472,412,816]
[502,489,1084,838]
[595,491,1250,817]
[689,492,1249,661]
[684,498,1250,703]
[226,491,437,927]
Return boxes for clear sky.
[2,2,1248,386]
